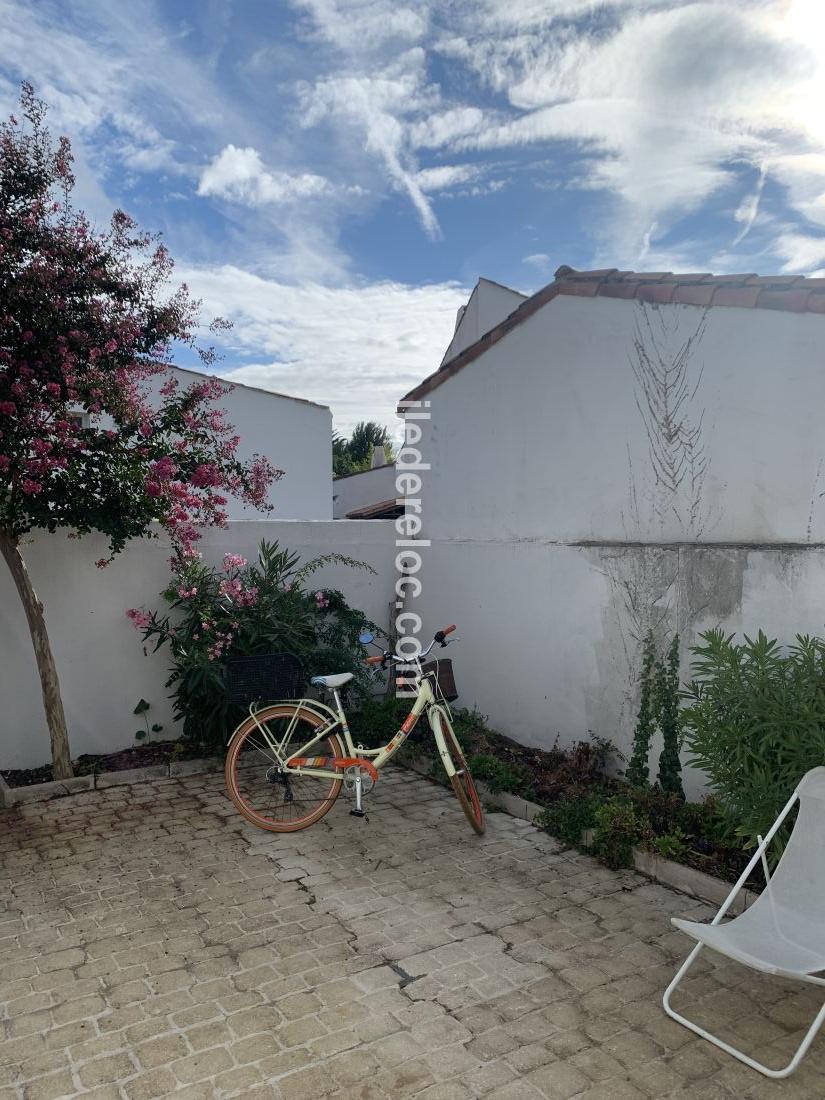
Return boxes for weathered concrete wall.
[0,521,395,769]
[411,539,825,799]
[407,292,825,799]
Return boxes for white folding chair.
[663,766,825,1079]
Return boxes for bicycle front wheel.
[225,705,343,832]
[436,711,485,835]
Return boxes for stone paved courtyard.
[1,767,824,1099]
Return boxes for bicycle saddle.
[311,673,354,689]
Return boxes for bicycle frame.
[234,668,458,782]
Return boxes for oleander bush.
[682,628,825,850]
[129,539,379,750]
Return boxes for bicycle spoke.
[226,707,343,832]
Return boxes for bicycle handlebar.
[434,624,456,643]
[362,624,457,668]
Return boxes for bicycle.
[224,625,485,835]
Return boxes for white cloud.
[299,51,444,236]
[769,153,825,229]
[522,252,551,272]
[293,0,429,54]
[178,263,470,434]
[414,164,483,192]
[435,1,825,264]
[197,144,334,207]
[773,231,825,274]
[732,164,767,246]
[409,107,486,149]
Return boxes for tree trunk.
[0,530,74,779]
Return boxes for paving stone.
[134,1033,190,1069]
[3,768,825,1099]
[77,1053,137,1088]
[122,1067,177,1098]
[21,1070,76,1100]
[527,1061,590,1099]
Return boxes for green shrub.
[656,634,684,798]
[592,798,646,869]
[648,827,689,861]
[626,631,657,788]
[469,754,530,795]
[682,629,825,848]
[626,631,684,797]
[536,791,605,847]
[131,540,378,750]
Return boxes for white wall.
[157,368,333,521]
[333,463,397,517]
[407,294,825,798]
[421,295,825,543]
[441,279,526,366]
[1,522,396,769]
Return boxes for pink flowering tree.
[0,86,280,778]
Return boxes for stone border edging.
[0,755,222,808]
[403,752,758,916]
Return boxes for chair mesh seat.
[672,767,825,982]
[673,913,825,979]
[665,767,825,1079]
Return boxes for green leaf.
[134,729,147,740]
[151,723,164,733]
[133,699,150,715]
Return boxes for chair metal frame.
[663,778,825,1079]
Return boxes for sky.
[2,0,825,437]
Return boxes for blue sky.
[2,0,825,435]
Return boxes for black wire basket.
[225,653,306,708]
[421,658,458,703]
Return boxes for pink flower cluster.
[222,553,247,570]
[126,608,152,630]
[206,629,234,662]
[219,576,258,607]
[315,590,330,610]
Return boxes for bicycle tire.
[436,709,485,834]
[225,704,344,832]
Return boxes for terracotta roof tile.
[399,265,825,409]
[757,288,812,312]
[711,286,762,308]
[672,284,716,307]
[637,283,676,304]
[599,281,640,300]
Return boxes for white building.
[333,450,399,519]
[400,265,825,796]
[440,277,526,366]
[161,368,332,521]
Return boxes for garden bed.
[1,738,206,789]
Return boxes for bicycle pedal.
[349,809,369,821]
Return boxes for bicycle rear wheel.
[436,710,485,834]
[225,704,343,832]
